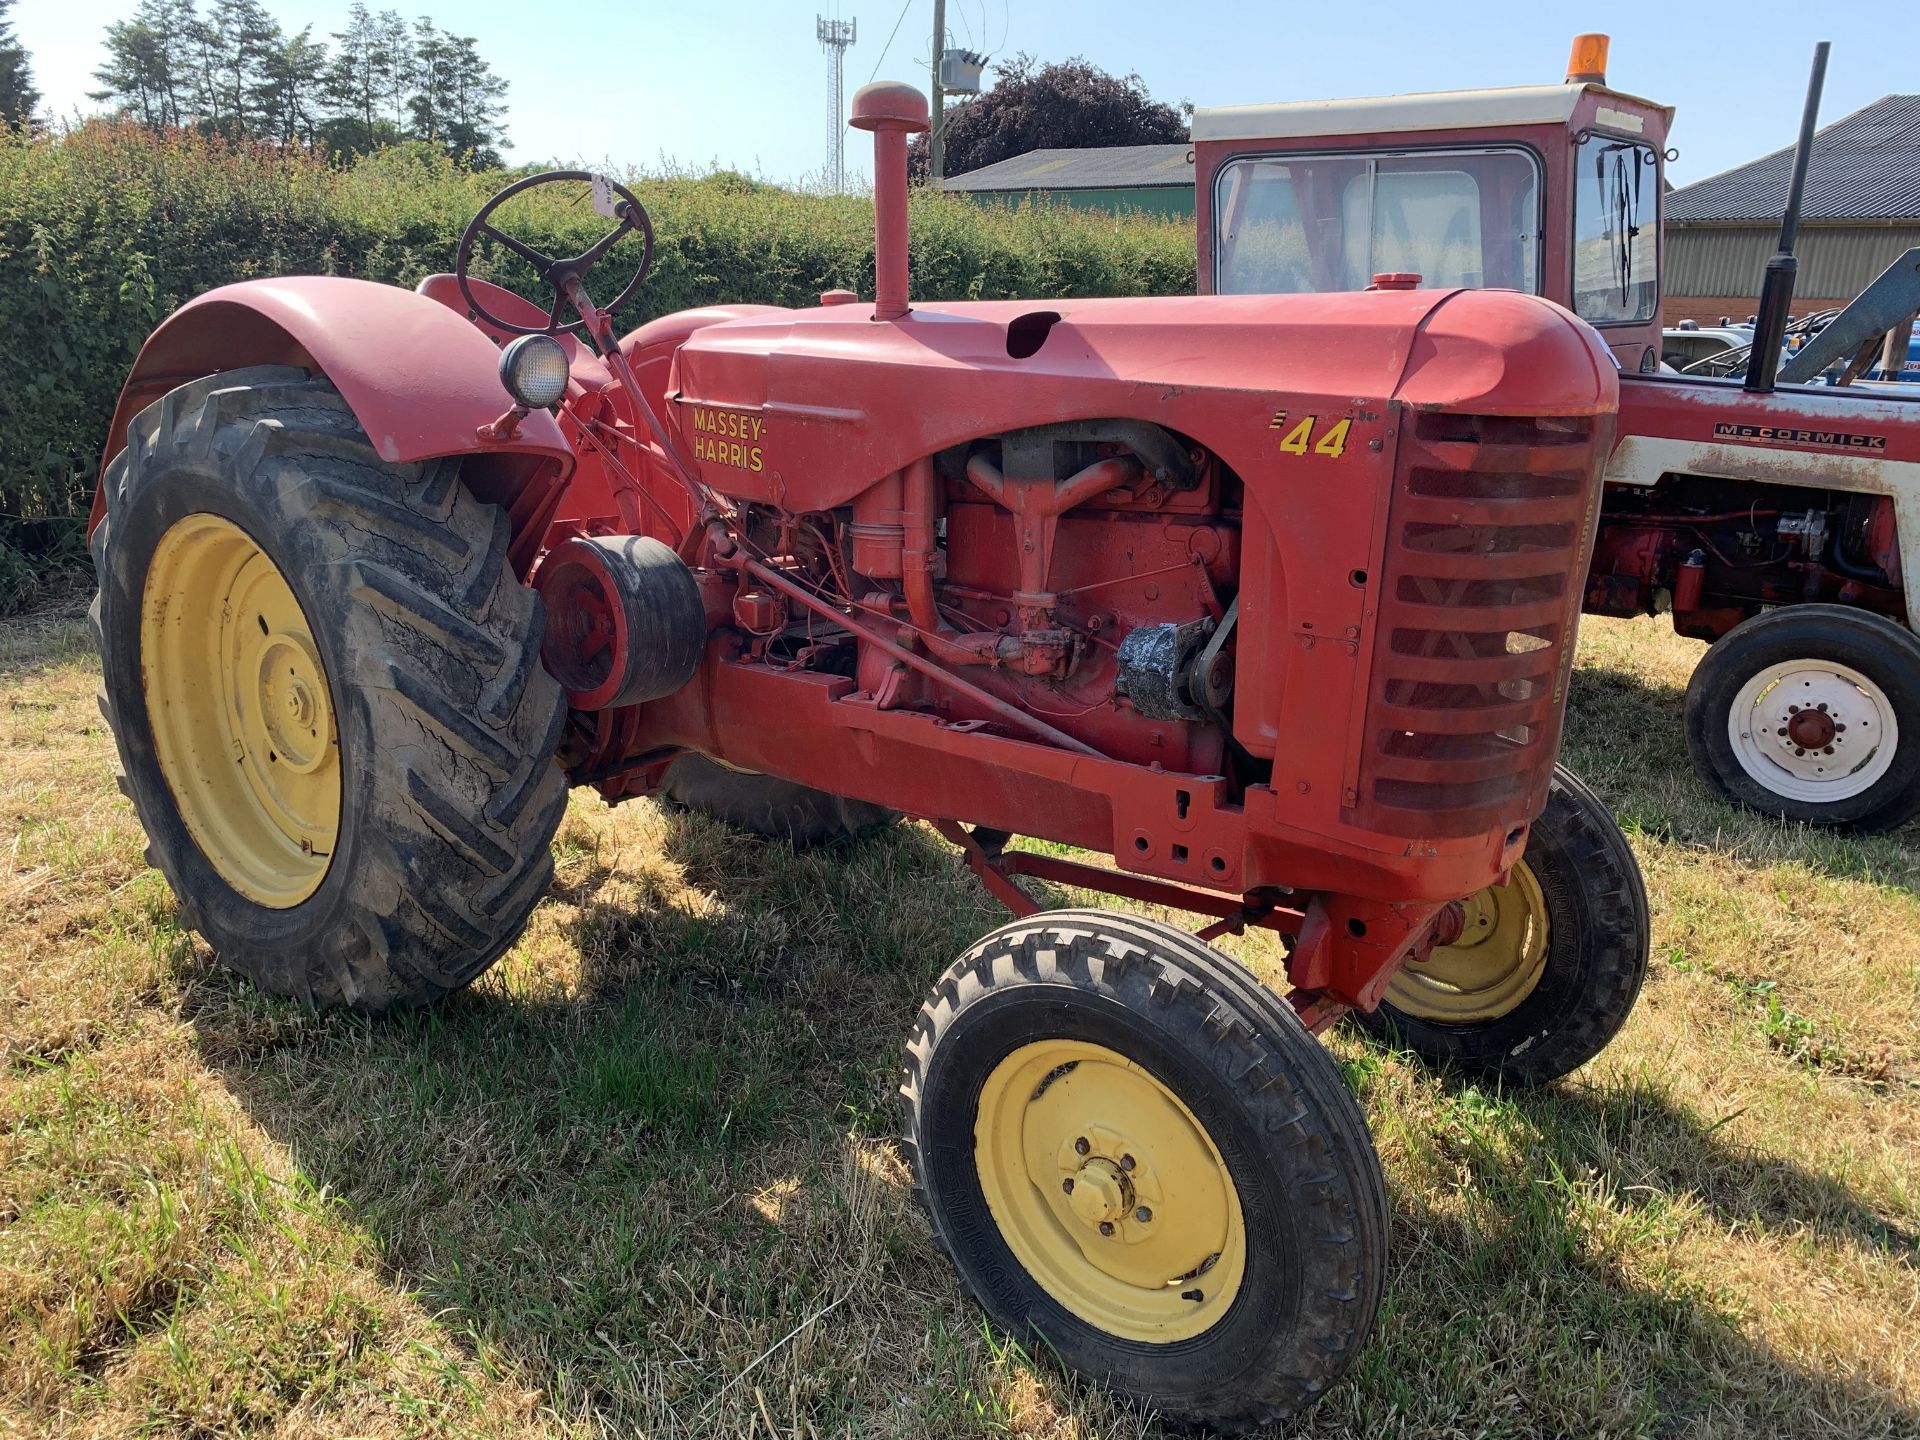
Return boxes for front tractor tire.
[92,367,569,1010]
[901,910,1387,1430]
[1684,604,1920,832]
[1355,765,1650,1086]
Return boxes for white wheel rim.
[1725,658,1898,803]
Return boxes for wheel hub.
[974,1040,1246,1342]
[141,514,340,906]
[1785,705,1837,750]
[1384,861,1550,1023]
[1728,659,1895,802]
[255,632,333,774]
[1065,1156,1132,1227]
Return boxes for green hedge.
[0,123,1195,609]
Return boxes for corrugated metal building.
[1664,94,1920,325]
[941,144,1195,218]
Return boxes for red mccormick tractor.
[91,83,1645,1427]
[1198,35,1920,830]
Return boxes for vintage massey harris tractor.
[1197,35,1920,831]
[90,82,1648,1427]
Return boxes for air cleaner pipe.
[850,82,931,322]
[1745,41,1829,394]
[900,456,945,633]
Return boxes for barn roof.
[942,143,1193,193]
[1666,94,1920,224]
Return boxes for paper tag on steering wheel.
[590,174,620,218]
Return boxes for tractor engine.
[753,420,1237,777]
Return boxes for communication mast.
[817,15,857,191]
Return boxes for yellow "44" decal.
[1268,411,1352,459]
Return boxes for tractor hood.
[666,288,1617,510]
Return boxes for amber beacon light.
[1565,33,1610,85]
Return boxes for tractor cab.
[1194,34,1673,374]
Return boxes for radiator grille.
[1349,409,1607,838]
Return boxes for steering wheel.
[455,169,655,338]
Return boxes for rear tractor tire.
[1354,764,1650,1086]
[92,367,569,1010]
[901,910,1387,1430]
[1684,604,1920,832]
[659,754,898,847]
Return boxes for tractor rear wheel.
[901,909,1386,1430]
[1354,765,1649,1085]
[1684,604,1920,831]
[92,367,568,1010]
[659,754,897,846]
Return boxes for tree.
[204,0,282,136]
[910,53,1188,181]
[91,0,196,129]
[376,8,410,130]
[88,0,505,158]
[0,0,37,125]
[324,2,393,153]
[438,33,506,167]
[256,24,328,145]
[405,18,447,141]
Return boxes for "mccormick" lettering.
[1712,422,1888,453]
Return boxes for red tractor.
[1197,34,1920,831]
[90,82,1646,1427]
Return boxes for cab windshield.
[1214,147,1542,296]
[1571,134,1659,324]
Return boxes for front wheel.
[1684,605,1920,831]
[901,910,1386,1431]
[1355,765,1649,1085]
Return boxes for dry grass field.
[2,598,1916,1439]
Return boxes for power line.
[868,0,914,83]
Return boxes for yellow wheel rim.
[1384,861,1550,1023]
[974,1039,1246,1342]
[141,514,340,907]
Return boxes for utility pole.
[929,0,945,182]
[818,15,857,191]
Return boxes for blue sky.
[16,1,1908,188]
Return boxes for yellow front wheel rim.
[974,1039,1246,1342]
[1384,861,1550,1023]
[141,515,341,907]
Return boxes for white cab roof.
[1191,83,1672,144]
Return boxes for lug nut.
[1073,1136,1090,1156]
[1062,1178,1074,1194]
[1135,1206,1153,1223]
[1120,1154,1135,1171]
[1098,1221,1115,1236]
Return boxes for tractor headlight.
[498,334,570,410]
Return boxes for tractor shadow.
[188,807,1920,1437]
[1411,1062,1920,1260]
[1364,1063,1920,1434]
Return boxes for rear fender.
[91,277,575,552]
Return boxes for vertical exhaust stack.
[1745,41,1831,393]
[850,81,930,321]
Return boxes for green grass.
[2,605,1917,1438]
